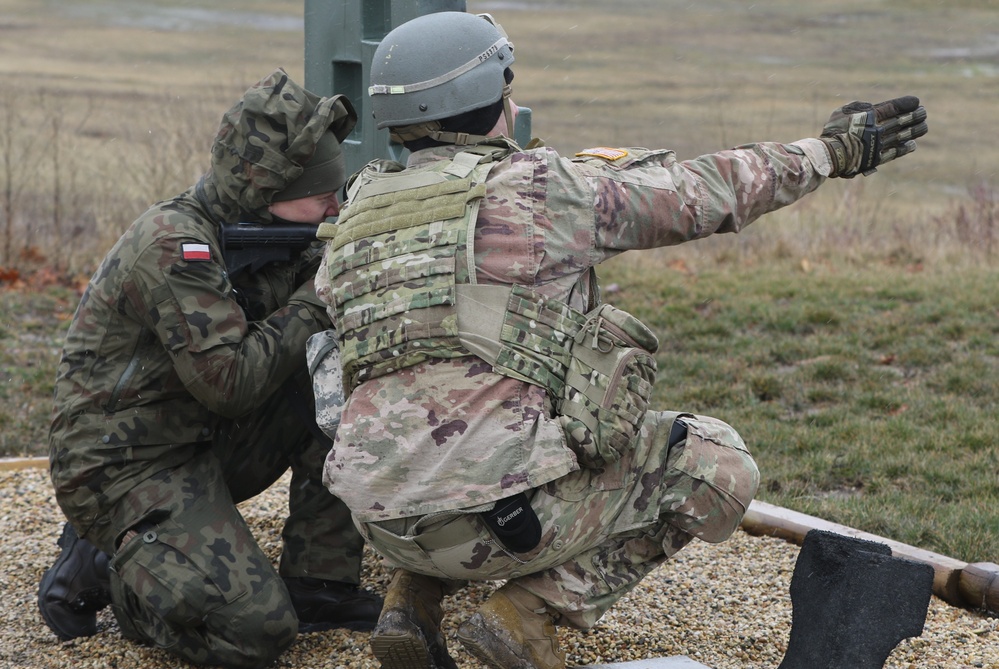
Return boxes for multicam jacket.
[317,137,833,523]
[49,70,348,535]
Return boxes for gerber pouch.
[481,491,542,554]
[558,303,659,468]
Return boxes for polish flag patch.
[181,243,212,262]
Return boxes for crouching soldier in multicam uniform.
[308,12,929,669]
[39,69,382,669]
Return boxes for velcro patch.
[575,147,629,161]
[181,243,212,262]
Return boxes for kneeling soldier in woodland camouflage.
[39,69,381,669]
[309,11,929,669]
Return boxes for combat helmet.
[369,12,515,145]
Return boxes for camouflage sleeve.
[126,234,326,417]
[314,249,337,320]
[230,260,300,320]
[562,137,831,255]
[306,329,344,440]
[229,246,328,321]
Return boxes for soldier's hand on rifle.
[819,96,928,178]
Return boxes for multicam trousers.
[360,411,759,629]
[85,371,363,668]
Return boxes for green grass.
[3,259,995,564]
[602,255,998,563]
[0,285,77,457]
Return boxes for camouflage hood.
[197,68,356,224]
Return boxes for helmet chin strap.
[390,84,516,146]
[501,83,516,139]
[404,125,492,146]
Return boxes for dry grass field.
[0,0,996,270]
[493,0,998,273]
[0,0,306,269]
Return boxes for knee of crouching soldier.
[666,415,761,544]
[201,587,298,668]
[725,446,760,528]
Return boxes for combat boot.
[456,584,565,669]
[283,576,383,632]
[370,569,459,669]
[37,522,112,640]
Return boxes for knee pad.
[664,414,760,543]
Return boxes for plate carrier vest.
[317,140,660,465]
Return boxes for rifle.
[220,222,320,276]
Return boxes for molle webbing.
[456,282,660,464]
[455,283,584,393]
[326,177,486,254]
[320,150,500,389]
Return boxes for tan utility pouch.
[456,285,659,467]
[557,303,659,467]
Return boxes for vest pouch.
[306,330,345,439]
[558,304,659,468]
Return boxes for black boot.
[37,523,112,640]
[283,576,383,633]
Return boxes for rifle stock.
[220,222,319,275]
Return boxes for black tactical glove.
[819,96,928,178]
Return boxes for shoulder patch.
[575,147,629,161]
[181,243,212,262]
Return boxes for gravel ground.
[2,467,996,669]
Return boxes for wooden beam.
[741,499,998,614]
[0,456,48,471]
